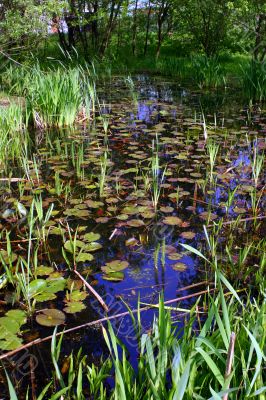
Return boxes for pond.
[0,75,265,395]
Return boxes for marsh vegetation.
[0,0,265,398]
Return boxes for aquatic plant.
[27,68,82,128]
[191,55,226,89]
[206,140,219,183]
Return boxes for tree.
[0,0,65,56]
[178,0,233,56]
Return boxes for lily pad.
[162,216,183,226]
[172,262,187,271]
[0,336,23,351]
[66,290,88,302]
[102,271,125,281]
[36,309,66,327]
[83,242,102,252]
[83,232,101,242]
[35,266,54,276]
[6,310,27,325]
[127,219,145,227]
[28,279,47,297]
[76,253,94,262]
[180,231,196,239]
[101,260,129,273]
[63,302,86,314]
[34,293,57,302]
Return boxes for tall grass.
[27,68,82,128]
[2,64,98,129]
[241,60,266,101]
[0,103,30,167]
[191,55,226,89]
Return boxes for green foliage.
[241,60,266,101]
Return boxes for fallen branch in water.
[73,269,109,312]
[0,288,214,361]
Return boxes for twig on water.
[73,269,109,312]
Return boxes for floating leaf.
[172,262,187,271]
[34,292,57,302]
[46,278,66,293]
[76,253,94,262]
[36,309,65,327]
[64,240,84,253]
[28,279,47,298]
[0,317,20,334]
[63,302,86,314]
[0,336,23,351]
[168,253,183,260]
[6,310,26,326]
[83,232,101,242]
[66,290,88,302]
[102,271,125,281]
[180,231,196,239]
[199,212,217,221]
[101,260,129,273]
[162,216,183,226]
[83,242,102,252]
[127,219,145,227]
[35,266,54,276]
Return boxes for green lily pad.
[101,260,129,273]
[83,242,102,252]
[0,317,20,334]
[66,290,88,302]
[76,253,94,262]
[46,278,66,293]
[6,310,27,326]
[0,336,23,351]
[34,292,57,302]
[83,232,101,242]
[63,301,86,314]
[64,240,84,253]
[127,219,145,227]
[102,271,125,281]
[28,279,47,297]
[35,266,54,276]
[36,309,65,327]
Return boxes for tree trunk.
[132,0,138,55]
[144,0,151,56]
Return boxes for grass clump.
[241,60,266,101]
[27,68,82,128]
